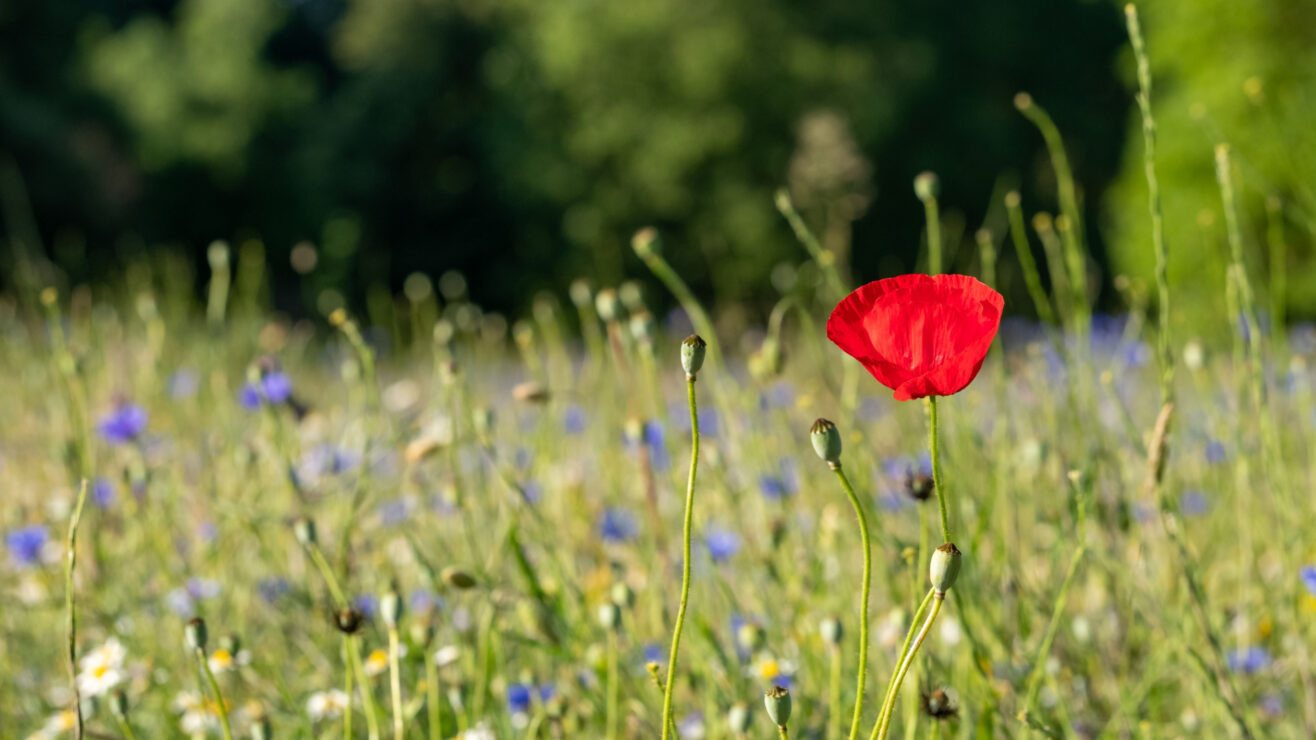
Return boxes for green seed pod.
[220,633,241,656]
[810,418,842,466]
[764,685,792,727]
[251,715,273,740]
[727,702,751,733]
[441,566,478,590]
[610,582,635,609]
[293,517,316,546]
[631,227,661,258]
[185,617,208,652]
[819,616,843,646]
[381,586,403,629]
[595,289,620,323]
[930,543,963,595]
[681,335,707,378]
[109,690,129,720]
[597,602,622,632]
[736,621,766,653]
[914,171,940,201]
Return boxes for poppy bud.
[334,608,364,635]
[914,171,940,201]
[293,517,316,547]
[381,586,403,628]
[819,616,843,646]
[185,617,208,652]
[930,543,963,595]
[764,685,792,727]
[632,227,661,258]
[737,621,766,653]
[110,690,129,720]
[728,702,752,733]
[810,419,842,466]
[597,602,622,631]
[610,582,635,609]
[441,566,478,590]
[681,335,707,378]
[595,289,620,323]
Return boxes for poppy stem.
[873,594,944,740]
[830,465,873,740]
[870,588,935,740]
[659,375,701,740]
[926,398,951,543]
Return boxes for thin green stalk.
[634,236,719,370]
[659,377,701,740]
[350,635,383,740]
[831,466,874,740]
[306,542,348,610]
[1020,544,1086,718]
[1124,3,1174,407]
[828,646,843,740]
[1004,193,1057,326]
[871,589,935,740]
[427,649,441,740]
[874,596,944,740]
[345,636,355,740]
[778,726,790,739]
[606,629,620,740]
[389,628,405,740]
[926,398,950,543]
[64,480,89,740]
[774,188,848,300]
[196,647,235,740]
[918,189,943,275]
[1265,196,1287,342]
[114,715,137,740]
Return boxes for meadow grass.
[4,9,1316,739]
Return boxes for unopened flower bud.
[810,418,842,466]
[110,690,130,720]
[595,289,620,322]
[819,616,843,646]
[597,602,622,631]
[930,543,963,595]
[569,279,593,308]
[764,685,792,727]
[737,621,766,653]
[252,715,273,740]
[728,702,751,733]
[441,566,477,590]
[185,617,208,652]
[632,227,661,258]
[410,619,436,648]
[681,335,707,378]
[471,408,493,436]
[220,633,241,656]
[610,582,635,609]
[293,517,316,547]
[381,587,403,628]
[334,608,364,635]
[914,171,940,201]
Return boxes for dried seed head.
[185,617,208,652]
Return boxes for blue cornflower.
[1227,647,1271,675]
[506,683,533,714]
[1299,565,1316,596]
[705,528,740,563]
[257,578,290,604]
[522,480,543,504]
[1260,693,1284,718]
[354,594,379,619]
[198,522,219,543]
[758,460,799,500]
[759,381,795,410]
[5,525,49,567]
[97,403,147,444]
[564,405,586,435]
[1205,440,1227,464]
[537,684,556,702]
[378,498,412,526]
[643,643,665,665]
[1179,490,1210,517]
[91,478,116,509]
[261,371,293,404]
[410,588,442,613]
[301,445,359,478]
[238,384,262,411]
[599,508,638,543]
[628,420,671,471]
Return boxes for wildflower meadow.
[5,6,1316,739]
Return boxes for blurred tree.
[1106,0,1316,332]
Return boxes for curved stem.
[870,589,935,740]
[64,480,88,740]
[350,635,382,740]
[389,628,405,740]
[115,716,137,740]
[197,648,234,740]
[659,377,701,740]
[832,467,873,740]
[926,398,950,543]
[874,595,944,740]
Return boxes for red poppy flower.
[827,274,1004,401]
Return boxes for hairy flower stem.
[831,465,874,740]
[874,595,944,740]
[389,627,405,740]
[659,376,701,740]
[926,398,951,543]
[871,589,934,740]
[196,647,234,740]
[828,645,843,740]
[64,480,89,740]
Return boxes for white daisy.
[307,689,351,721]
[434,644,461,668]
[76,637,127,697]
